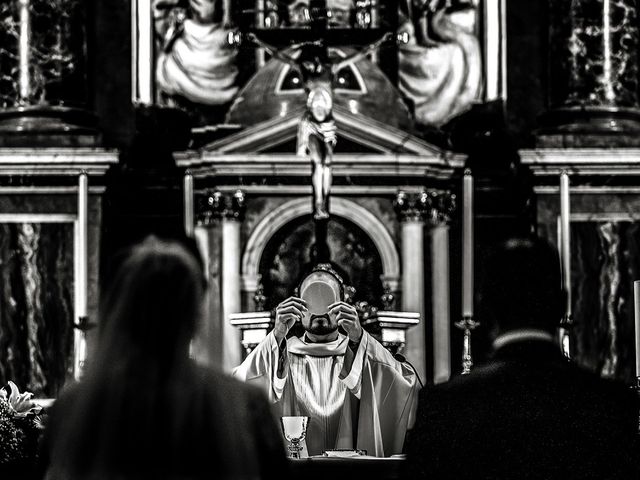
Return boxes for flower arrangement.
[0,381,44,471]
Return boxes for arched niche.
[241,198,400,304]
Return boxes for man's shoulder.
[418,357,637,410]
[195,363,270,402]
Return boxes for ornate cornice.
[175,153,465,181]
[520,148,640,176]
[0,148,118,176]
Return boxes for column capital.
[197,189,246,224]
[394,190,428,223]
[225,189,246,221]
[394,190,456,225]
[426,190,456,227]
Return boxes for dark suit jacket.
[405,339,640,480]
[39,363,290,480]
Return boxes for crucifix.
[229,0,395,261]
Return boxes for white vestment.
[232,330,419,457]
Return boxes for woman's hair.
[95,235,206,366]
[45,236,209,479]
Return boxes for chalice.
[281,416,309,459]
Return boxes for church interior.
[1,0,640,477]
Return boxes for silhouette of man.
[405,236,639,480]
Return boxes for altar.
[288,456,405,480]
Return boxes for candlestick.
[634,281,640,377]
[455,316,479,375]
[559,172,572,358]
[133,0,155,104]
[636,280,640,433]
[18,0,31,103]
[74,172,88,380]
[184,172,194,237]
[462,169,474,317]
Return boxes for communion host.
[233,265,419,457]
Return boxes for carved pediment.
[200,106,444,156]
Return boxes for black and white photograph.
[0,1,639,479]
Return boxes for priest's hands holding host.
[273,296,362,346]
[233,266,419,458]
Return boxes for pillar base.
[0,105,101,147]
[536,106,640,148]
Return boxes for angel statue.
[153,0,238,106]
[399,0,483,127]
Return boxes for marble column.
[395,191,429,382]
[190,225,217,366]
[74,172,89,381]
[183,172,194,238]
[541,0,640,144]
[428,191,456,384]
[0,0,98,145]
[193,190,226,368]
[221,190,246,372]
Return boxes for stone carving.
[196,189,246,225]
[153,0,238,106]
[394,189,456,224]
[398,0,483,127]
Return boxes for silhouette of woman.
[40,236,288,480]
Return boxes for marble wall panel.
[548,0,639,108]
[0,222,74,397]
[534,194,640,384]
[571,220,638,384]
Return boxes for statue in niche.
[153,0,238,107]
[398,0,483,127]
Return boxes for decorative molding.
[198,185,428,195]
[535,186,640,194]
[198,109,304,153]
[0,186,106,194]
[176,153,465,180]
[0,214,77,223]
[0,148,118,176]
[195,104,447,156]
[565,213,640,222]
[241,197,400,293]
[520,148,640,176]
[242,274,262,292]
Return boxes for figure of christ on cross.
[247,32,392,220]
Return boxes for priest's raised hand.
[329,301,362,343]
[273,296,308,343]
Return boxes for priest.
[233,266,419,457]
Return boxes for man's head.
[299,267,344,336]
[479,236,563,337]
